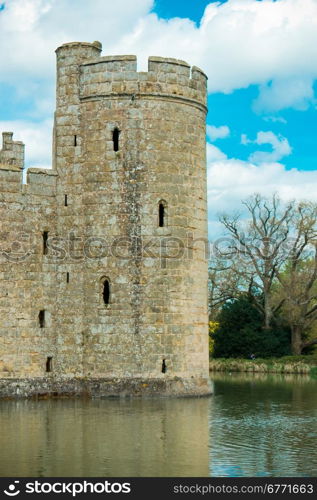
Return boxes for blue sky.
[0,0,316,236]
[153,0,317,173]
[153,0,216,24]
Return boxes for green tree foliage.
[211,194,317,355]
[212,295,291,359]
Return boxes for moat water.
[0,373,316,477]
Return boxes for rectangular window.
[39,310,45,328]
[46,356,52,373]
[43,231,48,255]
[112,128,120,152]
[159,203,165,227]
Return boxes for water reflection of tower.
[0,398,210,476]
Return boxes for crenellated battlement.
[0,164,57,197]
[0,164,23,194]
[0,132,24,170]
[55,41,207,111]
[0,133,57,197]
[79,54,207,109]
[25,168,57,197]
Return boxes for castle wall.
[0,159,57,379]
[0,41,211,397]
[78,90,208,380]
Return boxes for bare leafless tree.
[276,202,317,354]
[213,194,317,355]
[218,193,293,329]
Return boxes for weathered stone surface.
[0,377,212,399]
[0,41,211,398]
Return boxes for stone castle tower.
[0,41,211,397]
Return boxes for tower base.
[0,376,213,399]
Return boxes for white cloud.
[1,0,317,113]
[242,131,292,164]
[254,78,316,113]
[241,134,250,146]
[207,142,228,162]
[263,116,287,125]
[114,0,317,110]
[199,0,317,100]
[207,149,317,239]
[208,159,317,212]
[207,125,230,141]
[0,0,154,83]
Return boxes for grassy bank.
[209,355,317,375]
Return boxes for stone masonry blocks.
[0,41,211,398]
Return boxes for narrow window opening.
[162,359,167,373]
[112,128,120,152]
[46,356,52,373]
[66,272,70,283]
[103,279,110,305]
[159,203,165,227]
[64,194,68,207]
[39,310,45,328]
[74,135,77,146]
[43,231,48,255]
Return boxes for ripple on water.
[208,374,317,477]
[0,373,316,477]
